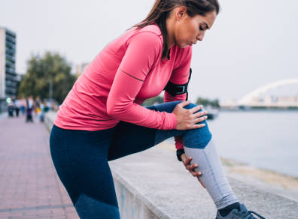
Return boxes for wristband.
[176,148,185,161]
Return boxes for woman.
[50,0,265,218]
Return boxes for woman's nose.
[197,32,205,41]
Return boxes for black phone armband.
[164,68,192,100]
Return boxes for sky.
[1,0,298,103]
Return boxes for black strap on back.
[164,68,192,100]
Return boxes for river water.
[207,110,298,178]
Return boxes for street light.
[49,79,53,102]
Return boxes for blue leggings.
[50,101,212,219]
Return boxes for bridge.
[238,78,298,107]
[222,79,298,108]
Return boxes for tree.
[18,52,76,104]
[196,97,220,108]
[142,95,164,106]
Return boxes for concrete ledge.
[45,113,298,219]
[44,111,57,132]
[110,147,298,219]
[113,172,170,219]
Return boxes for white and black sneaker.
[215,204,265,219]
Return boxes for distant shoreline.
[221,157,298,202]
[220,108,298,112]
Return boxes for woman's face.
[173,9,217,48]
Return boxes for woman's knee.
[148,101,182,113]
[151,101,212,149]
[184,103,207,125]
[182,103,212,149]
[183,102,200,111]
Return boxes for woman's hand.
[181,153,206,188]
[173,101,208,130]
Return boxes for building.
[75,62,89,77]
[0,27,18,113]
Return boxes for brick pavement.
[0,115,79,219]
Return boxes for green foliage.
[196,97,220,108]
[142,95,220,108]
[142,95,164,106]
[18,52,76,104]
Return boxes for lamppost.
[49,79,53,102]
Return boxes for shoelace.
[244,210,265,219]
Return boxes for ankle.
[219,202,240,217]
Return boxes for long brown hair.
[135,0,220,59]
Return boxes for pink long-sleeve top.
[54,24,192,150]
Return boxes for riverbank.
[159,141,298,202]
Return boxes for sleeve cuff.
[175,136,184,150]
[169,112,177,130]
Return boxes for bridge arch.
[238,78,298,105]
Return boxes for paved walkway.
[0,115,79,219]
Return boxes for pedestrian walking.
[26,97,34,123]
[14,99,21,117]
[20,99,26,115]
[7,102,14,117]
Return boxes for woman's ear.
[175,6,187,21]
